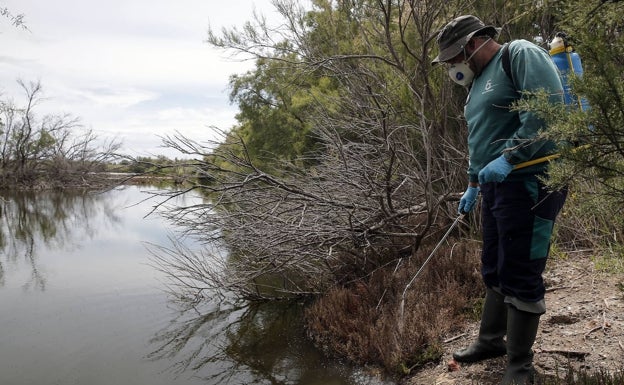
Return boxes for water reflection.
[0,186,384,385]
[148,299,355,385]
[0,188,121,291]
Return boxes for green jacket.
[464,39,564,183]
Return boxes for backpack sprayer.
[512,32,590,171]
[549,32,589,112]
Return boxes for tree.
[153,0,612,374]
[226,55,327,170]
[522,0,624,252]
[0,80,122,188]
[155,0,584,298]
[156,0,493,299]
[1,5,27,30]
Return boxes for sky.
[0,0,280,159]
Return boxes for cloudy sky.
[0,0,280,158]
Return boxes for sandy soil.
[402,253,624,385]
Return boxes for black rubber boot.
[500,305,541,385]
[453,288,507,363]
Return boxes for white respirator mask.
[447,38,491,87]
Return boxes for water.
[0,185,384,385]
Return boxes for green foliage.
[225,56,332,170]
[120,155,179,174]
[512,1,624,264]
[210,0,472,193]
[555,185,624,261]
[538,1,624,190]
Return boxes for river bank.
[402,251,624,384]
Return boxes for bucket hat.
[431,15,501,64]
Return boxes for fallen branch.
[545,285,572,293]
[584,313,611,339]
[444,333,467,344]
[584,325,603,339]
[540,348,590,359]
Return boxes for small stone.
[447,359,461,372]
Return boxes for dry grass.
[304,239,483,375]
[539,368,624,384]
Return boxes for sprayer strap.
[501,43,515,89]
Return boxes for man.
[431,15,567,385]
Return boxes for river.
[0,185,392,385]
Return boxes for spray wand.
[399,213,465,319]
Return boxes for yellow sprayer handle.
[513,154,561,170]
[512,144,591,171]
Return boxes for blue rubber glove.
[458,185,480,214]
[478,155,514,184]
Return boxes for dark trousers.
[480,178,567,303]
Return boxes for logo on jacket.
[482,79,494,94]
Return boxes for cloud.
[109,106,237,159]
[0,0,278,158]
[73,86,158,108]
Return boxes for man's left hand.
[478,155,513,184]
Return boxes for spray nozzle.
[555,31,569,44]
[549,31,574,54]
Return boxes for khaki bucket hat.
[432,15,501,64]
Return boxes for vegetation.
[0,0,621,383]
[304,240,482,373]
[539,369,624,385]
[0,80,121,189]
[147,0,624,380]
[531,1,624,262]
[1,5,27,30]
[155,0,470,298]
[115,156,186,174]
[6,0,621,382]
[0,0,619,383]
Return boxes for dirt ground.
[402,253,624,385]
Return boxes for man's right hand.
[458,185,480,214]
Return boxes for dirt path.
[403,253,624,384]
